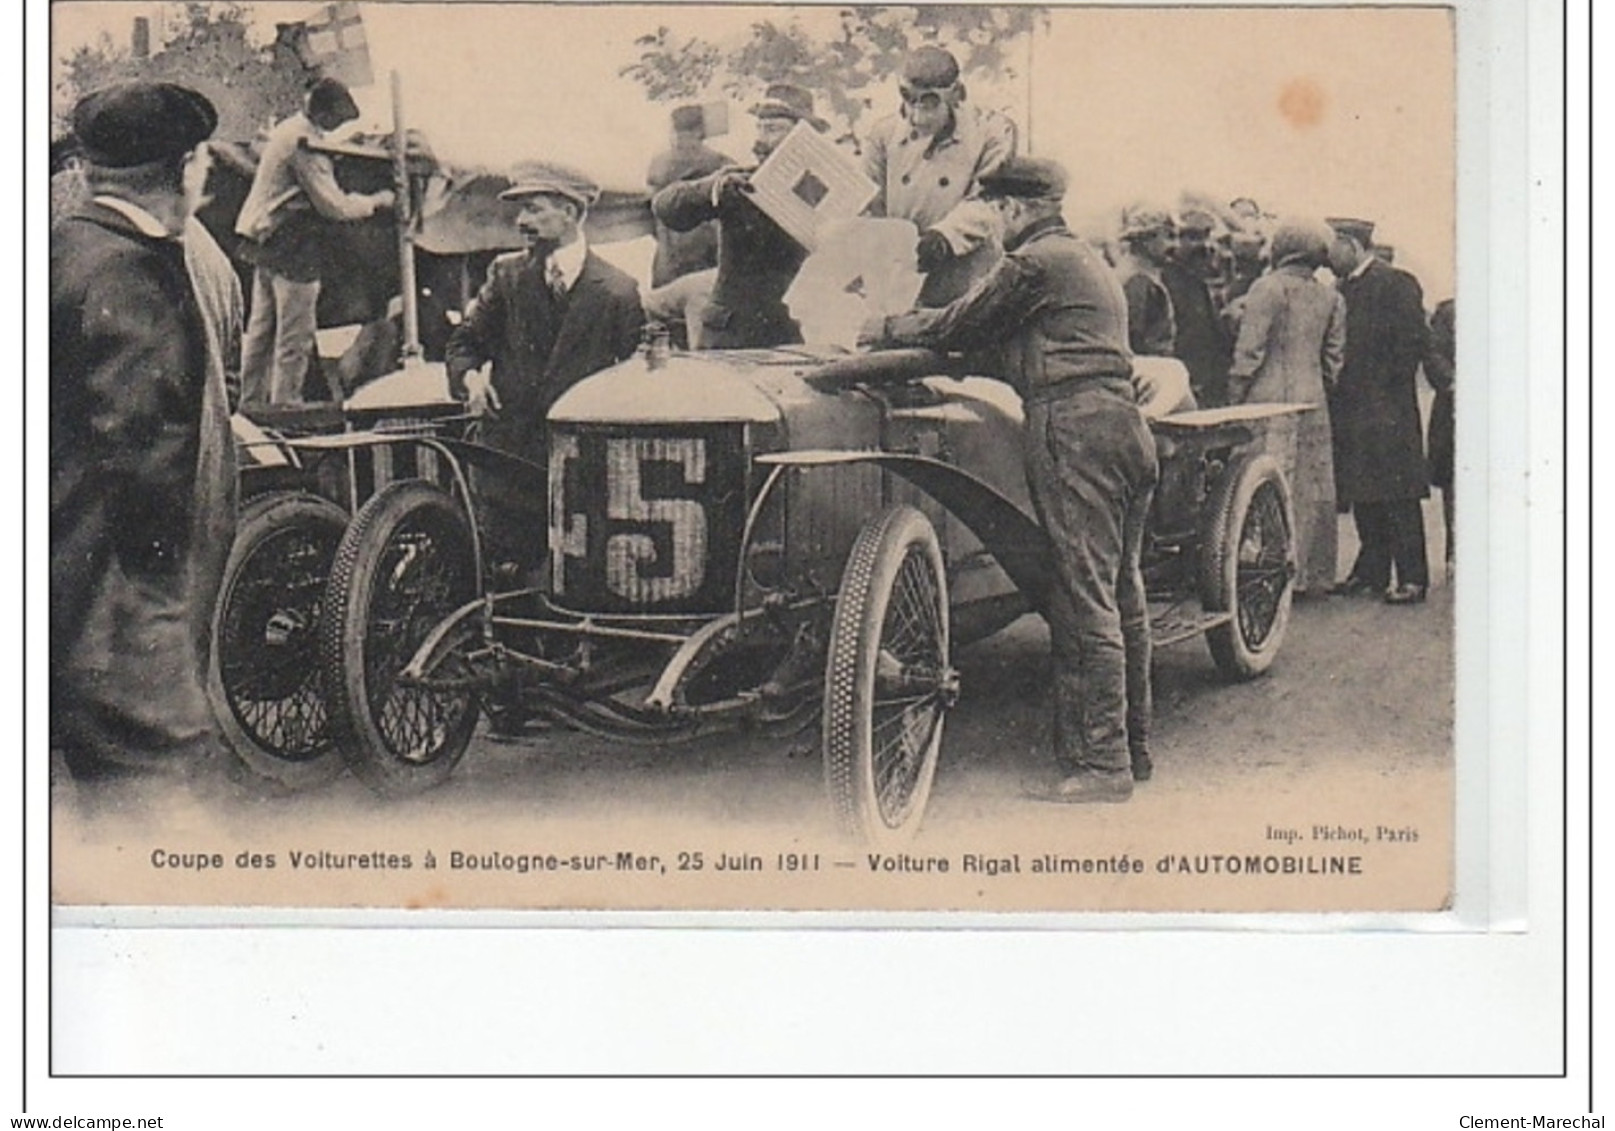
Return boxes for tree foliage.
[55,3,309,143]
[619,5,1048,147]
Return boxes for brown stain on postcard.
[1277,77,1326,129]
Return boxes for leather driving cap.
[901,45,962,90]
[72,81,217,168]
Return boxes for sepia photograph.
[47,1,1458,916]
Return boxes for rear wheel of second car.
[1199,453,1295,679]
[208,491,349,790]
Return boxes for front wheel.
[823,505,955,844]
[1199,453,1295,679]
[320,481,481,795]
[207,491,350,789]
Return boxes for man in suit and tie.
[446,163,644,570]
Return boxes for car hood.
[549,347,864,426]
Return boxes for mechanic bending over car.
[862,156,1159,803]
[444,163,644,576]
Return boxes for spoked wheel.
[320,481,480,795]
[207,492,349,789]
[1200,453,1295,678]
[823,505,956,844]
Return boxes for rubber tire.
[1199,453,1295,679]
[320,481,480,795]
[207,491,350,790]
[823,504,950,844]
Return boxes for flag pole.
[391,68,422,363]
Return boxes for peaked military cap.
[977,156,1069,202]
[1326,216,1377,247]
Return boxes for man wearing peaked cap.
[51,82,236,792]
[234,77,395,406]
[1326,214,1433,604]
[446,156,643,573]
[1325,216,1375,249]
[867,153,1160,802]
[862,45,1018,306]
[650,82,825,348]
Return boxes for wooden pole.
[391,69,422,362]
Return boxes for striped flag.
[293,2,373,88]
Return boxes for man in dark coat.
[1327,217,1432,604]
[646,104,730,289]
[50,82,231,786]
[445,163,644,568]
[650,83,824,350]
[1116,206,1177,358]
[866,157,1158,802]
[1162,209,1233,407]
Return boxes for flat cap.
[670,104,705,132]
[977,156,1069,202]
[1326,216,1376,246]
[749,83,828,131]
[901,45,962,90]
[72,81,216,168]
[498,161,601,208]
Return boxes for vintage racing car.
[211,345,1301,843]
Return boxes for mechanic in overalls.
[864,156,1158,802]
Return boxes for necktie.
[547,259,567,298]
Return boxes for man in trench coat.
[51,82,234,786]
[1327,217,1432,604]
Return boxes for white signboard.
[748,121,878,251]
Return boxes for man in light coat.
[234,78,393,405]
[860,45,1018,306]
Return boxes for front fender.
[757,450,1053,616]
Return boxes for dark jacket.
[445,245,643,460]
[652,171,805,350]
[646,143,730,288]
[880,215,1133,397]
[51,200,224,765]
[1162,261,1233,407]
[51,202,210,638]
[1424,298,1455,491]
[1331,258,1431,504]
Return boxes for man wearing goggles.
[861,45,1019,306]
